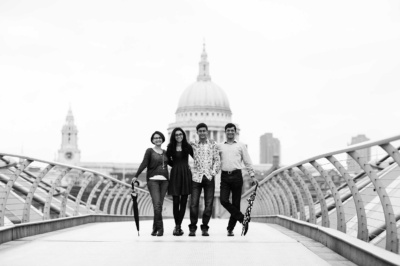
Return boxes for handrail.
[0,153,172,229]
[0,152,135,189]
[243,134,400,253]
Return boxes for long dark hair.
[167,127,191,159]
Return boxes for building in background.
[346,134,371,174]
[57,107,81,166]
[260,133,280,164]
[55,45,276,217]
[167,43,239,143]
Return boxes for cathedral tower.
[57,107,81,165]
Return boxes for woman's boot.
[176,225,184,236]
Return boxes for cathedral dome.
[168,44,238,143]
[177,80,231,113]
[176,44,231,114]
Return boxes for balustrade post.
[298,165,329,227]
[267,181,284,215]
[73,173,93,216]
[380,143,400,167]
[103,184,119,214]
[43,167,71,220]
[310,160,346,233]
[110,185,126,215]
[271,176,290,217]
[95,181,112,214]
[291,170,316,223]
[326,155,368,241]
[263,184,279,215]
[278,174,298,219]
[86,176,103,214]
[22,164,54,223]
[258,185,273,215]
[60,171,84,218]
[283,171,306,221]
[348,150,398,253]
[0,159,32,226]
[120,189,132,215]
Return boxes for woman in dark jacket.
[166,128,193,236]
[132,131,169,236]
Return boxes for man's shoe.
[151,229,157,236]
[201,229,209,236]
[156,229,164,237]
[227,230,234,237]
[189,230,196,237]
[173,226,178,236]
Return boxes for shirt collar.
[197,138,210,145]
[224,140,237,144]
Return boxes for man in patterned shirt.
[189,123,221,237]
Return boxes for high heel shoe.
[157,229,164,237]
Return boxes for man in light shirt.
[189,123,220,237]
[218,123,258,236]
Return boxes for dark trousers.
[189,175,215,230]
[220,171,244,231]
[173,195,188,226]
[147,180,169,231]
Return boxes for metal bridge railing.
[0,153,171,228]
[242,134,400,253]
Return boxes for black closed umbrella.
[242,183,259,236]
[131,181,140,236]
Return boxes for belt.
[221,169,241,175]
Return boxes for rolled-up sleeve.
[241,144,255,176]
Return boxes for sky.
[1,0,400,165]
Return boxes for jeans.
[189,175,215,231]
[147,180,169,231]
[220,171,244,231]
[173,195,188,226]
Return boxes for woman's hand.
[131,178,139,188]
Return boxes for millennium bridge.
[2,135,400,265]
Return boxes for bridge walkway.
[0,219,356,266]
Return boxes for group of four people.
[132,122,258,237]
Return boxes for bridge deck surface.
[0,219,356,266]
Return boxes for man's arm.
[241,144,258,185]
[212,143,221,176]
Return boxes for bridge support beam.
[0,159,32,226]
[283,171,306,221]
[43,168,71,220]
[348,150,398,253]
[326,155,368,241]
[22,164,54,223]
[292,170,315,223]
[310,160,346,233]
[298,165,329,228]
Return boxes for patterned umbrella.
[242,183,259,236]
[131,182,140,236]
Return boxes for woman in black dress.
[166,127,193,236]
